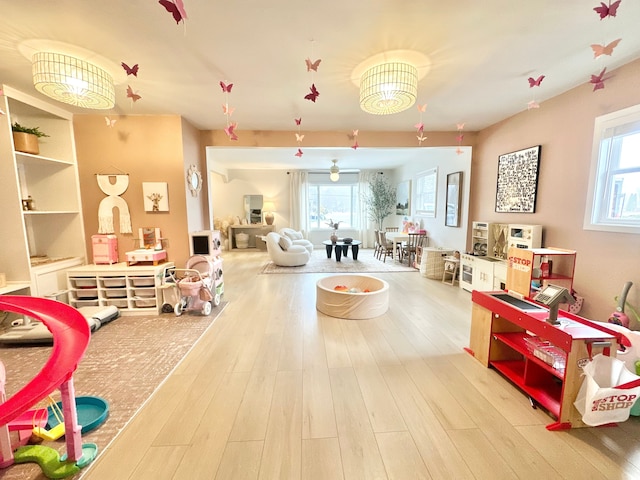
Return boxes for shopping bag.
[574,354,640,426]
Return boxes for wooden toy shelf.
[469,290,621,430]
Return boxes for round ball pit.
[316,275,389,320]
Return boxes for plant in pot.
[11,122,49,155]
[362,175,396,231]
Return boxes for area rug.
[0,302,227,480]
[260,248,418,274]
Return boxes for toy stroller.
[168,255,221,316]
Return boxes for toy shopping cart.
[167,255,222,316]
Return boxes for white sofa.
[279,228,314,254]
[266,232,311,267]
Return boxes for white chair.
[266,232,310,267]
[279,227,314,254]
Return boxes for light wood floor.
[83,250,640,480]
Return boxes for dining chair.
[373,229,381,259]
[401,233,427,267]
[385,227,399,232]
[378,230,394,263]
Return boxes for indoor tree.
[363,175,396,231]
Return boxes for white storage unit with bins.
[67,262,173,315]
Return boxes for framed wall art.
[142,182,169,212]
[445,171,462,227]
[396,180,411,215]
[495,145,541,213]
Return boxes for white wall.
[395,147,472,252]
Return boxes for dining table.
[385,232,410,261]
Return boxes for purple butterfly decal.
[304,84,319,102]
[528,75,545,87]
[220,81,233,93]
[593,0,621,19]
[590,67,609,91]
[159,0,184,24]
[121,62,139,77]
[295,118,302,126]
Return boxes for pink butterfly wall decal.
[295,149,304,157]
[593,0,621,19]
[158,0,184,24]
[417,104,427,112]
[126,85,141,102]
[528,75,545,87]
[456,147,464,155]
[222,104,235,115]
[295,118,302,126]
[174,0,188,19]
[305,58,321,72]
[456,123,465,130]
[414,122,424,133]
[121,62,139,77]
[590,67,609,91]
[105,117,117,127]
[220,81,233,93]
[591,38,621,58]
[304,84,319,102]
[224,123,238,141]
[456,133,464,142]
[527,100,540,110]
[351,140,359,150]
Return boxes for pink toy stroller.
[168,255,221,316]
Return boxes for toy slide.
[0,296,96,473]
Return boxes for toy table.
[125,249,167,266]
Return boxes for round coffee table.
[322,240,362,261]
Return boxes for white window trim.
[584,104,640,234]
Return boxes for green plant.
[363,175,396,231]
[11,122,49,138]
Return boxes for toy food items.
[334,285,349,291]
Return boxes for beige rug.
[260,248,418,274]
[0,302,227,480]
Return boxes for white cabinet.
[67,263,174,315]
[460,254,507,293]
[0,86,86,296]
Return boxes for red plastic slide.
[0,296,90,459]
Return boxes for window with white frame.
[307,172,360,229]
[584,104,640,234]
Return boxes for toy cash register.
[533,284,576,324]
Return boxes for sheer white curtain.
[358,171,377,248]
[289,171,309,236]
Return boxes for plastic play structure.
[0,296,97,477]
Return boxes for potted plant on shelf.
[362,175,396,231]
[11,122,49,155]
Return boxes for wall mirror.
[244,195,263,224]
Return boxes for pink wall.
[472,58,640,322]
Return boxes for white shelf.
[0,85,87,296]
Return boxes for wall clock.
[186,164,202,197]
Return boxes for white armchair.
[279,228,314,254]
[266,232,311,267]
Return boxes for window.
[584,104,640,234]
[307,173,360,229]
[414,168,437,217]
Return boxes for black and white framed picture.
[495,145,541,213]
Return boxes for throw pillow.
[291,231,303,240]
[278,236,292,251]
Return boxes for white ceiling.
[2,1,639,169]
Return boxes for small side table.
[442,256,460,285]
